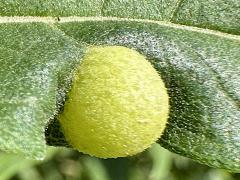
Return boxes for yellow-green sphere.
[59,46,169,158]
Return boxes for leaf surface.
[0,23,83,158]
[0,0,239,34]
[54,20,240,171]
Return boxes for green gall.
[59,46,169,158]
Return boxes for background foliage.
[1,144,240,180]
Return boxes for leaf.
[0,0,239,171]
[0,0,239,34]
[0,23,83,158]
[0,147,57,180]
[52,20,240,172]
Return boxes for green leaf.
[0,23,83,158]
[0,147,58,180]
[0,0,239,172]
[52,20,240,172]
[0,0,239,34]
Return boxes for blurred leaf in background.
[1,144,239,180]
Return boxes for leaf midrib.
[0,16,239,41]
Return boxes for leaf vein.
[0,16,239,41]
[170,0,185,21]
